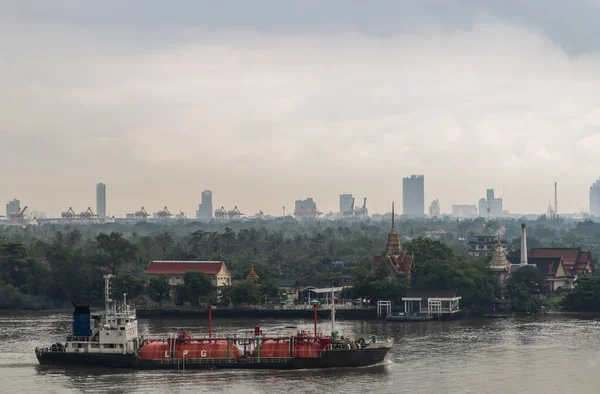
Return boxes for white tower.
[520,223,528,266]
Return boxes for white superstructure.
[64,274,139,355]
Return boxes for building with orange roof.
[247,265,259,281]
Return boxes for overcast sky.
[2,1,600,217]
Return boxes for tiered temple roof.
[247,265,259,281]
[373,203,413,276]
[488,242,510,272]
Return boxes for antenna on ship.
[331,285,336,334]
[104,274,114,315]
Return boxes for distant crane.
[215,206,227,219]
[344,198,355,217]
[354,198,368,217]
[10,206,28,224]
[78,207,97,219]
[61,207,76,219]
[135,207,149,219]
[294,208,322,219]
[156,207,172,219]
[228,206,244,220]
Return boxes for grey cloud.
[2,1,600,55]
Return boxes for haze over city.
[3,1,600,216]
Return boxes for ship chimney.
[520,223,528,265]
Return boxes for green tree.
[404,237,453,265]
[148,275,170,304]
[563,276,600,312]
[260,279,282,302]
[351,267,409,305]
[183,271,214,305]
[230,280,262,305]
[114,273,145,300]
[507,265,546,312]
[95,232,137,275]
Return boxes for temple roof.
[146,261,226,275]
[247,265,259,281]
[488,242,510,272]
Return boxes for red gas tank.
[293,340,320,358]
[137,341,170,360]
[251,340,290,358]
[178,340,241,359]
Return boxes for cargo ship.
[35,275,393,370]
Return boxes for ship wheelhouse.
[64,274,139,355]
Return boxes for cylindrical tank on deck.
[179,340,241,359]
[137,341,170,360]
[251,340,290,358]
[293,340,320,358]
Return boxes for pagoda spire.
[385,202,401,255]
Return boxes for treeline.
[1,216,599,310]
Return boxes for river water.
[1,312,600,393]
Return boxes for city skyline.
[3,2,600,216]
[2,178,594,218]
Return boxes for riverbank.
[136,307,381,320]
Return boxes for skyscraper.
[478,198,487,217]
[340,194,353,215]
[486,189,495,205]
[96,183,106,217]
[5,199,20,218]
[590,179,600,216]
[402,175,425,216]
[196,190,213,220]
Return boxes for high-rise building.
[590,179,600,216]
[196,190,213,220]
[340,194,353,215]
[429,199,440,218]
[402,175,425,216]
[478,198,487,217]
[489,198,503,217]
[452,204,478,218]
[5,199,20,218]
[96,183,106,218]
[486,189,495,205]
[482,189,504,217]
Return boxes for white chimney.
[520,223,528,265]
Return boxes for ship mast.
[104,274,114,315]
[331,286,336,334]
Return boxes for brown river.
[1,312,600,393]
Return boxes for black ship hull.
[36,347,390,370]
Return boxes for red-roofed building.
[527,248,594,276]
[526,257,575,292]
[146,261,232,291]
